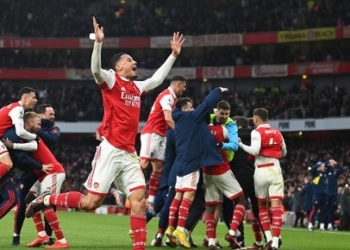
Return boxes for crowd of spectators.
[1,0,349,37]
[1,40,350,69]
[0,79,349,122]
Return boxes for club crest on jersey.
[94,182,99,189]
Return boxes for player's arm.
[222,122,239,151]
[37,125,60,145]
[193,88,225,122]
[160,94,175,129]
[8,106,37,140]
[90,17,116,88]
[135,32,185,92]
[281,136,287,157]
[239,130,261,156]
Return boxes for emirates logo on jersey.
[121,92,141,107]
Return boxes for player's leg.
[165,175,184,236]
[12,172,37,246]
[172,171,199,248]
[254,168,272,249]
[26,181,50,247]
[151,187,175,246]
[203,173,222,249]
[143,134,166,212]
[139,133,152,170]
[0,143,13,179]
[117,150,148,250]
[267,167,284,250]
[0,176,18,219]
[185,184,206,247]
[25,140,116,216]
[41,173,68,249]
[218,170,245,249]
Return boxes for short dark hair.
[18,87,36,100]
[176,97,193,109]
[170,75,187,84]
[233,116,249,128]
[24,111,39,122]
[36,104,52,114]
[109,52,127,69]
[216,100,230,110]
[253,108,269,121]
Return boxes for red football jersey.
[141,88,176,136]
[255,126,283,158]
[203,124,230,175]
[99,74,142,152]
[0,102,23,137]
[32,139,65,182]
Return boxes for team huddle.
[0,17,287,250]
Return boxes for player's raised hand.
[92,17,104,43]
[171,32,185,57]
[219,87,229,92]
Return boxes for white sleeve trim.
[239,130,261,155]
[13,140,38,151]
[134,54,176,93]
[159,94,173,111]
[91,42,116,89]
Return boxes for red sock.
[32,213,45,233]
[230,204,245,231]
[43,208,64,240]
[157,228,164,235]
[205,213,216,239]
[271,207,282,237]
[49,192,83,209]
[258,207,271,232]
[0,163,11,178]
[251,217,263,242]
[148,171,162,201]
[169,198,181,228]
[130,215,147,250]
[177,198,192,228]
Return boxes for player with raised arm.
[140,75,187,213]
[0,87,38,180]
[26,17,185,250]
[238,108,287,250]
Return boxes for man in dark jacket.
[308,161,328,231]
[223,116,263,249]
[165,87,227,248]
[325,159,343,230]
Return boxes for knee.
[80,196,103,210]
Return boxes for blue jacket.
[2,128,42,172]
[172,88,223,177]
[159,128,176,189]
[311,162,327,195]
[301,181,313,211]
[37,119,60,154]
[326,164,344,196]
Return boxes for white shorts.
[140,133,166,161]
[175,170,200,192]
[254,164,284,201]
[0,141,9,158]
[30,173,66,196]
[203,170,243,204]
[84,139,146,197]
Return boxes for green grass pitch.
[0,211,349,249]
